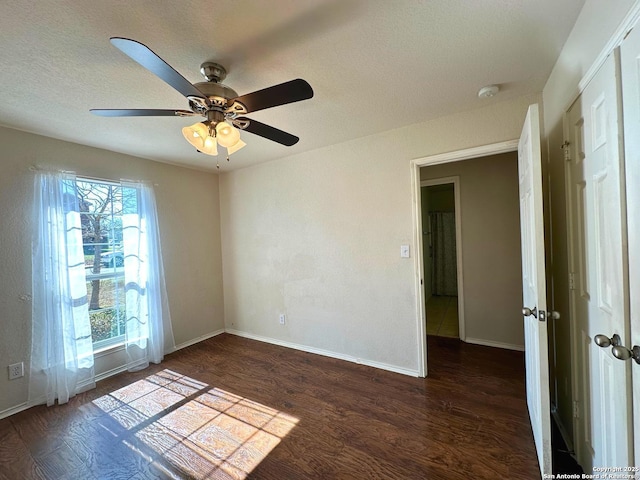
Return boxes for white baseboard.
[225,328,420,377]
[93,329,226,382]
[171,328,226,353]
[464,337,525,352]
[0,401,31,421]
[0,329,227,421]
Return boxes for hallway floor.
[426,295,459,338]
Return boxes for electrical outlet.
[9,362,24,380]
[279,314,286,325]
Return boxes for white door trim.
[562,106,580,458]
[410,139,518,377]
[420,177,465,342]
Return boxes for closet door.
[621,25,640,466]
[566,49,632,471]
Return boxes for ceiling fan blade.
[110,37,208,102]
[230,79,313,114]
[90,109,197,117]
[237,117,299,146]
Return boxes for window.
[31,171,174,406]
[77,179,132,349]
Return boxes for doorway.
[411,141,523,378]
[413,142,549,467]
[421,181,460,339]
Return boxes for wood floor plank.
[0,334,539,479]
[0,421,46,480]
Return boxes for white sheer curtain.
[121,181,175,371]
[30,171,95,406]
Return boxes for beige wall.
[220,93,540,374]
[0,126,225,415]
[421,153,523,348]
[542,0,637,445]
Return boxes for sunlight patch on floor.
[92,369,298,479]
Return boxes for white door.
[621,26,640,466]
[518,103,552,477]
[566,50,631,471]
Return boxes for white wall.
[0,126,225,415]
[220,93,540,374]
[542,0,637,446]
[421,153,523,348]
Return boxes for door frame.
[420,177,465,341]
[411,139,519,377]
[562,101,585,465]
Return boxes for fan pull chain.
[227,155,230,162]
[216,160,220,169]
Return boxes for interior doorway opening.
[411,141,524,378]
[421,182,460,339]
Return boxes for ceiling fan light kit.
[90,38,314,168]
[181,115,245,159]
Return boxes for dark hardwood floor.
[0,334,540,479]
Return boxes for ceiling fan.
[91,38,314,166]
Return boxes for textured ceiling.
[0,0,585,172]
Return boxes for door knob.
[594,333,621,348]
[522,306,560,322]
[611,344,640,365]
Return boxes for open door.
[518,103,552,477]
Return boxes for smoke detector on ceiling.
[478,85,499,98]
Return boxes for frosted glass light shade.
[182,122,218,155]
[182,122,208,149]
[215,121,241,148]
[227,139,246,155]
[201,135,218,156]
[216,121,232,136]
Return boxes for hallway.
[426,295,459,338]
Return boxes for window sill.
[93,341,125,358]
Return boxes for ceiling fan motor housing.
[189,80,240,115]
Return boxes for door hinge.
[573,400,580,419]
[561,141,571,161]
[569,272,576,290]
